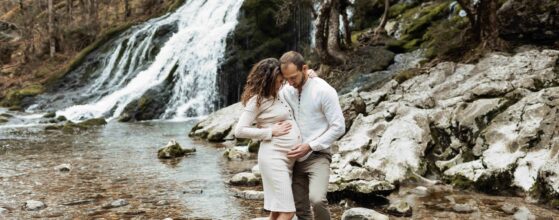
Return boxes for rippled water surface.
[0,119,261,219]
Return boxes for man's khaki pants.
[292,152,331,220]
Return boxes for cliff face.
[216,0,314,107]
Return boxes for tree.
[457,0,506,50]
[48,0,55,57]
[124,0,131,19]
[372,0,389,41]
[315,0,350,65]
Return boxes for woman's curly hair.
[241,58,282,107]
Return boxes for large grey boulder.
[189,103,243,142]
[341,207,389,220]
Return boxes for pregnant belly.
[272,120,301,147]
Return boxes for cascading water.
[52,0,244,121]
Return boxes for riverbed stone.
[54,163,71,172]
[223,146,250,161]
[387,199,412,217]
[513,206,536,220]
[452,202,478,213]
[189,102,243,142]
[501,203,517,214]
[341,207,389,220]
[251,164,261,177]
[229,172,260,186]
[157,139,194,159]
[102,199,128,209]
[23,200,46,211]
[232,189,264,200]
[43,112,56,118]
[0,207,7,214]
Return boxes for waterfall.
[54,0,244,121]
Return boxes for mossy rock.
[62,121,87,133]
[248,140,260,153]
[0,113,14,118]
[157,140,189,159]
[393,68,423,84]
[448,174,475,190]
[43,112,56,118]
[235,138,251,146]
[0,84,45,108]
[78,118,107,127]
[45,124,63,130]
[56,115,67,121]
[0,117,8,123]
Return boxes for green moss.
[388,2,418,18]
[449,175,474,189]
[421,15,469,59]
[78,118,107,127]
[207,126,232,142]
[43,112,56,118]
[0,84,45,107]
[393,68,423,84]
[248,140,260,153]
[402,2,450,37]
[235,138,251,146]
[157,142,186,159]
[56,115,67,121]
[351,29,368,45]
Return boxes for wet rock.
[78,117,107,126]
[251,164,261,177]
[0,116,8,123]
[452,202,477,213]
[498,0,559,43]
[409,186,429,197]
[232,188,264,200]
[223,146,250,161]
[102,199,128,209]
[0,113,13,118]
[54,163,71,172]
[513,206,536,220]
[43,112,56,118]
[155,200,169,206]
[157,139,194,159]
[229,172,260,186]
[56,115,67,122]
[189,102,243,142]
[23,200,46,211]
[61,199,95,206]
[341,207,389,220]
[501,203,517,214]
[387,200,412,217]
[247,139,260,153]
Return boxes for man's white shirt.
[280,77,345,161]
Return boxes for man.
[279,51,345,220]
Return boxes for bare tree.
[124,0,131,19]
[457,0,506,50]
[372,0,389,41]
[315,0,349,65]
[48,0,55,57]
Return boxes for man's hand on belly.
[287,143,312,159]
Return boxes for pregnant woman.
[235,58,301,220]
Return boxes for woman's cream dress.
[234,94,301,212]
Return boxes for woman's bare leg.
[276,212,295,220]
[269,211,279,220]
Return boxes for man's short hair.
[280,51,305,71]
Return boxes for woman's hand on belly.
[272,121,291,137]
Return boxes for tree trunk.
[124,0,131,19]
[326,0,347,64]
[340,4,351,47]
[315,0,332,64]
[48,0,55,57]
[375,0,389,34]
[19,0,24,14]
[457,0,505,50]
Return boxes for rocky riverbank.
[190,48,559,219]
